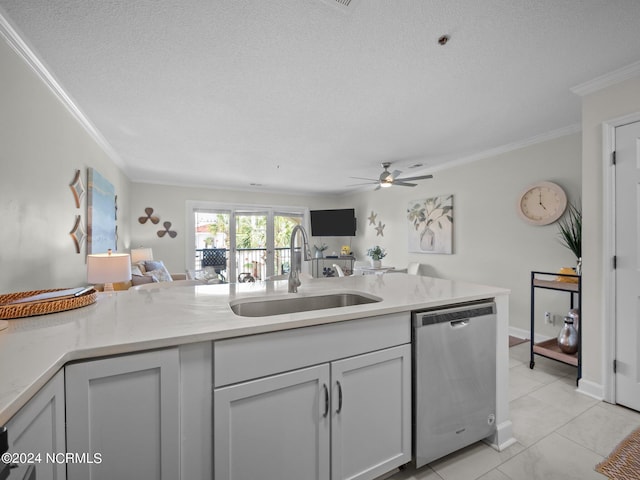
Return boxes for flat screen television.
[310,208,356,237]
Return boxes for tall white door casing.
[615,120,640,412]
[65,348,180,480]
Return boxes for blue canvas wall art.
[87,168,116,254]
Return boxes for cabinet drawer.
[214,313,410,387]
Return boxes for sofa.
[106,260,186,291]
[130,260,186,285]
[127,262,227,291]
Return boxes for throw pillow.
[146,268,172,283]
[143,260,173,282]
[131,264,144,277]
[132,274,157,286]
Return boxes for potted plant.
[366,245,387,268]
[557,202,582,275]
[313,243,328,258]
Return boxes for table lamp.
[87,250,131,292]
[130,247,153,264]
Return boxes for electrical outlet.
[544,311,552,325]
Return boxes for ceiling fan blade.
[391,181,417,187]
[395,174,433,182]
[374,184,382,191]
[346,181,378,187]
[389,169,402,180]
[349,176,379,182]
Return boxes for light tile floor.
[388,341,640,480]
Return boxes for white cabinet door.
[6,369,66,480]
[214,364,331,480]
[331,345,412,480]
[65,348,180,480]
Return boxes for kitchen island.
[0,273,513,478]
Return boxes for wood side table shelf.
[529,270,582,385]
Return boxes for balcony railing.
[195,247,292,282]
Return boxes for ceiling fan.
[350,162,433,190]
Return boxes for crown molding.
[570,60,640,97]
[427,123,582,173]
[0,9,126,171]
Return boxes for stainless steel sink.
[230,292,381,317]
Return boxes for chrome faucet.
[288,225,311,293]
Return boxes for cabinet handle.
[322,383,329,418]
[336,380,343,414]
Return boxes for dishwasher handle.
[450,319,469,328]
[414,300,495,328]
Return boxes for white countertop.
[0,274,508,424]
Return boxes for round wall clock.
[517,181,567,226]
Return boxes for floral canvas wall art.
[407,195,453,254]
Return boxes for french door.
[188,202,306,282]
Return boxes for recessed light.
[249,183,263,187]
[409,163,424,169]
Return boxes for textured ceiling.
[2,1,640,194]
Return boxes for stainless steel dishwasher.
[413,299,497,467]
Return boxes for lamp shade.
[130,247,153,264]
[87,252,132,284]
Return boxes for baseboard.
[484,420,516,452]
[508,326,529,339]
[509,326,551,344]
[577,378,604,401]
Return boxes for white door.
[214,364,331,480]
[331,345,412,480]
[615,120,640,411]
[65,348,180,480]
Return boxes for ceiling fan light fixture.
[349,161,432,190]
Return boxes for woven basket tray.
[0,288,97,320]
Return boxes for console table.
[312,256,355,277]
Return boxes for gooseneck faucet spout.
[288,225,311,293]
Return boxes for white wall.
[580,75,640,390]
[128,135,580,340]
[0,36,131,294]
[129,183,337,274]
[341,133,582,337]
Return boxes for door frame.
[602,112,640,403]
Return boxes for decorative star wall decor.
[368,211,377,226]
[69,169,85,208]
[375,221,385,237]
[69,215,86,253]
